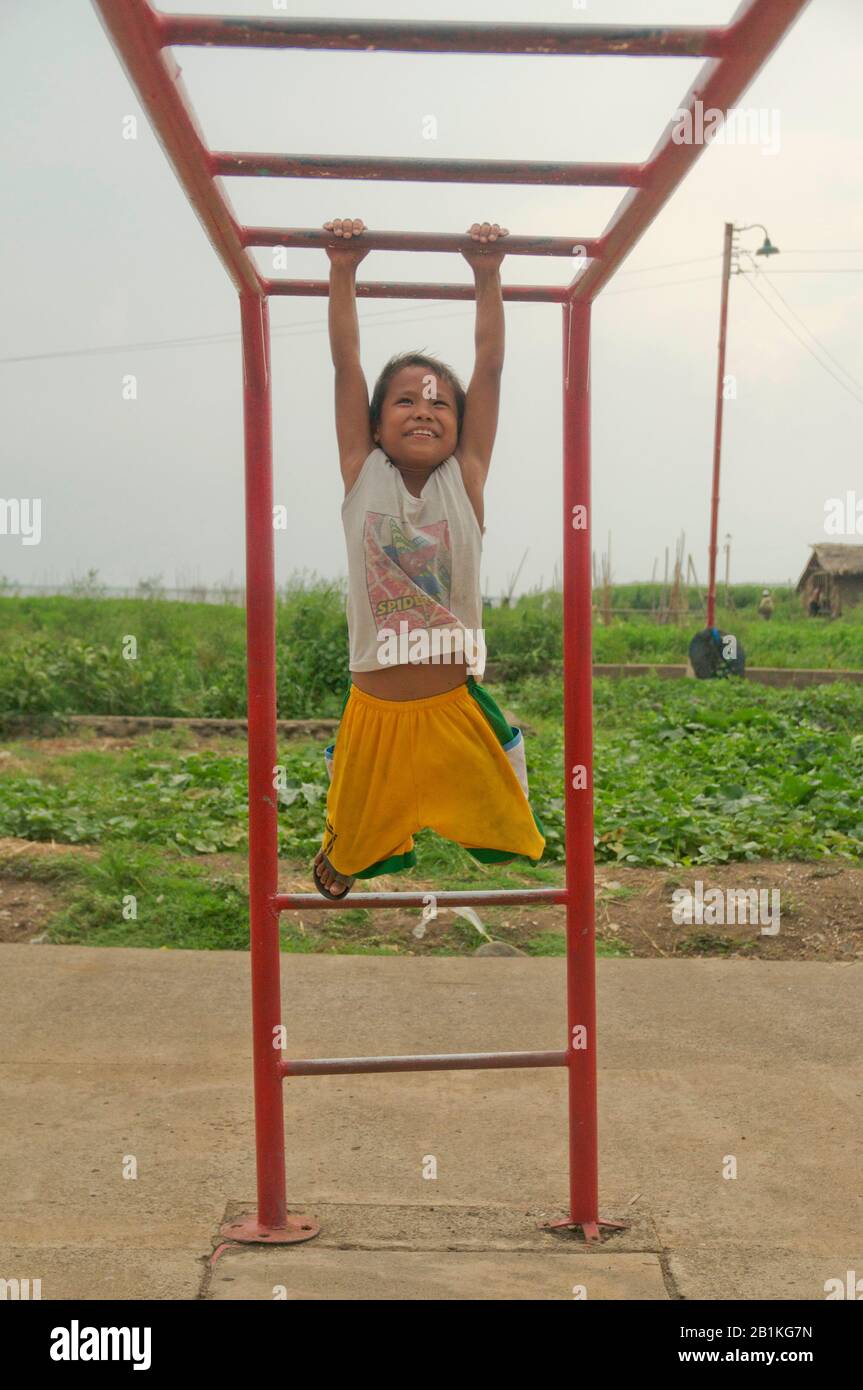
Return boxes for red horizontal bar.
[282,1050,567,1077]
[244,226,600,259]
[160,15,725,59]
[93,0,808,315]
[91,0,262,297]
[212,152,645,188]
[263,279,568,303]
[274,888,567,911]
[567,0,812,303]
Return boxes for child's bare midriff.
[351,659,470,701]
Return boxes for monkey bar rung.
[244,226,602,259]
[158,15,727,59]
[263,279,569,302]
[274,888,567,912]
[212,151,647,188]
[283,1051,567,1078]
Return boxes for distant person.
[311,216,546,899]
[757,588,775,620]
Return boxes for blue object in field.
[689,626,746,679]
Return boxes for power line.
[2,330,238,364]
[737,269,863,408]
[615,249,863,276]
[616,253,722,275]
[0,303,475,365]
[0,271,726,362]
[740,252,863,395]
[1,274,723,363]
[3,254,860,364]
[604,273,719,296]
[734,267,863,273]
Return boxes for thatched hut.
[796,543,863,616]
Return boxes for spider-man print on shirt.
[364,512,458,634]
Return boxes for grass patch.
[42,843,251,949]
[522,932,634,958]
[522,931,566,957]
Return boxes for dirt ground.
[1,835,860,960]
[0,737,145,768]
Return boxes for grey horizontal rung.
[274,888,568,911]
[283,1050,568,1076]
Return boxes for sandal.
[313,851,356,901]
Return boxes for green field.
[2,670,860,866]
[0,589,860,951]
[1,583,862,729]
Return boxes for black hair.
[369,350,466,440]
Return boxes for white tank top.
[342,447,486,677]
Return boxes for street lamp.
[739,222,780,259]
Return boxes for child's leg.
[318,685,420,880]
[460,678,543,861]
[412,682,546,865]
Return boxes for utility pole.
[705,222,779,629]
[706,223,734,629]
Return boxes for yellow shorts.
[320,676,546,879]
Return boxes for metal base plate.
[539,1215,629,1245]
[219,1210,321,1244]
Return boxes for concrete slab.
[668,1248,863,1302]
[208,1247,668,1301]
[1,946,860,1300]
[206,1199,667,1299]
[0,1246,203,1301]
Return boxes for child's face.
[374,366,458,469]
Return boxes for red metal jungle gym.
[92,0,809,1243]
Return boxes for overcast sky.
[2,0,861,596]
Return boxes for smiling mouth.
[405,430,436,439]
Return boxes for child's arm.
[325,218,375,494]
[456,222,509,490]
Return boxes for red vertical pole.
[239,292,287,1231]
[220,296,319,1245]
[562,299,599,1231]
[706,221,734,628]
[555,299,626,1243]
